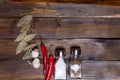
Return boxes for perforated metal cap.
[70,46,81,59]
[55,47,66,57]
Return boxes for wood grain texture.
[0,1,120,18]
[82,61,120,80]
[0,60,120,80]
[0,39,120,60]
[0,18,120,39]
[0,60,45,80]
[0,1,120,80]
[10,0,120,4]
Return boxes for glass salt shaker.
[54,48,67,80]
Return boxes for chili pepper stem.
[49,44,54,56]
[38,39,42,45]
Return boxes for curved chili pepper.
[40,42,48,77]
[46,54,54,80]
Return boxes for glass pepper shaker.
[69,46,81,79]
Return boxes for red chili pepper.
[46,54,54,80]
[40,42,48,77]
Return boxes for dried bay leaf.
[16,42,27,54]
[14,32,26,42]
[22,50,32,60]
[17,15,32,27]
[20,24,31,32]
[22,34,36,42]
[24,43,36,51]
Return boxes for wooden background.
[0,0,120,80]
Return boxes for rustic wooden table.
[0,0,120,80]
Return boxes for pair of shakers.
[55,46,81,80]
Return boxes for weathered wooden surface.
[0,1,120,18]
[0,18,120,39]
[10,0,120,5]
[0,60,120,80]
[0,39,120,61]
[0,1,120,80]
[0,60,45,80]
[82,61,120,80]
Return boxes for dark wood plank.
[82,61,120,80]
[0,60,120,80]
[0,39,120,60]
[0,1,120,18]
[0,18,120,39]
[9,0,120,7]
[0,60,45,80]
